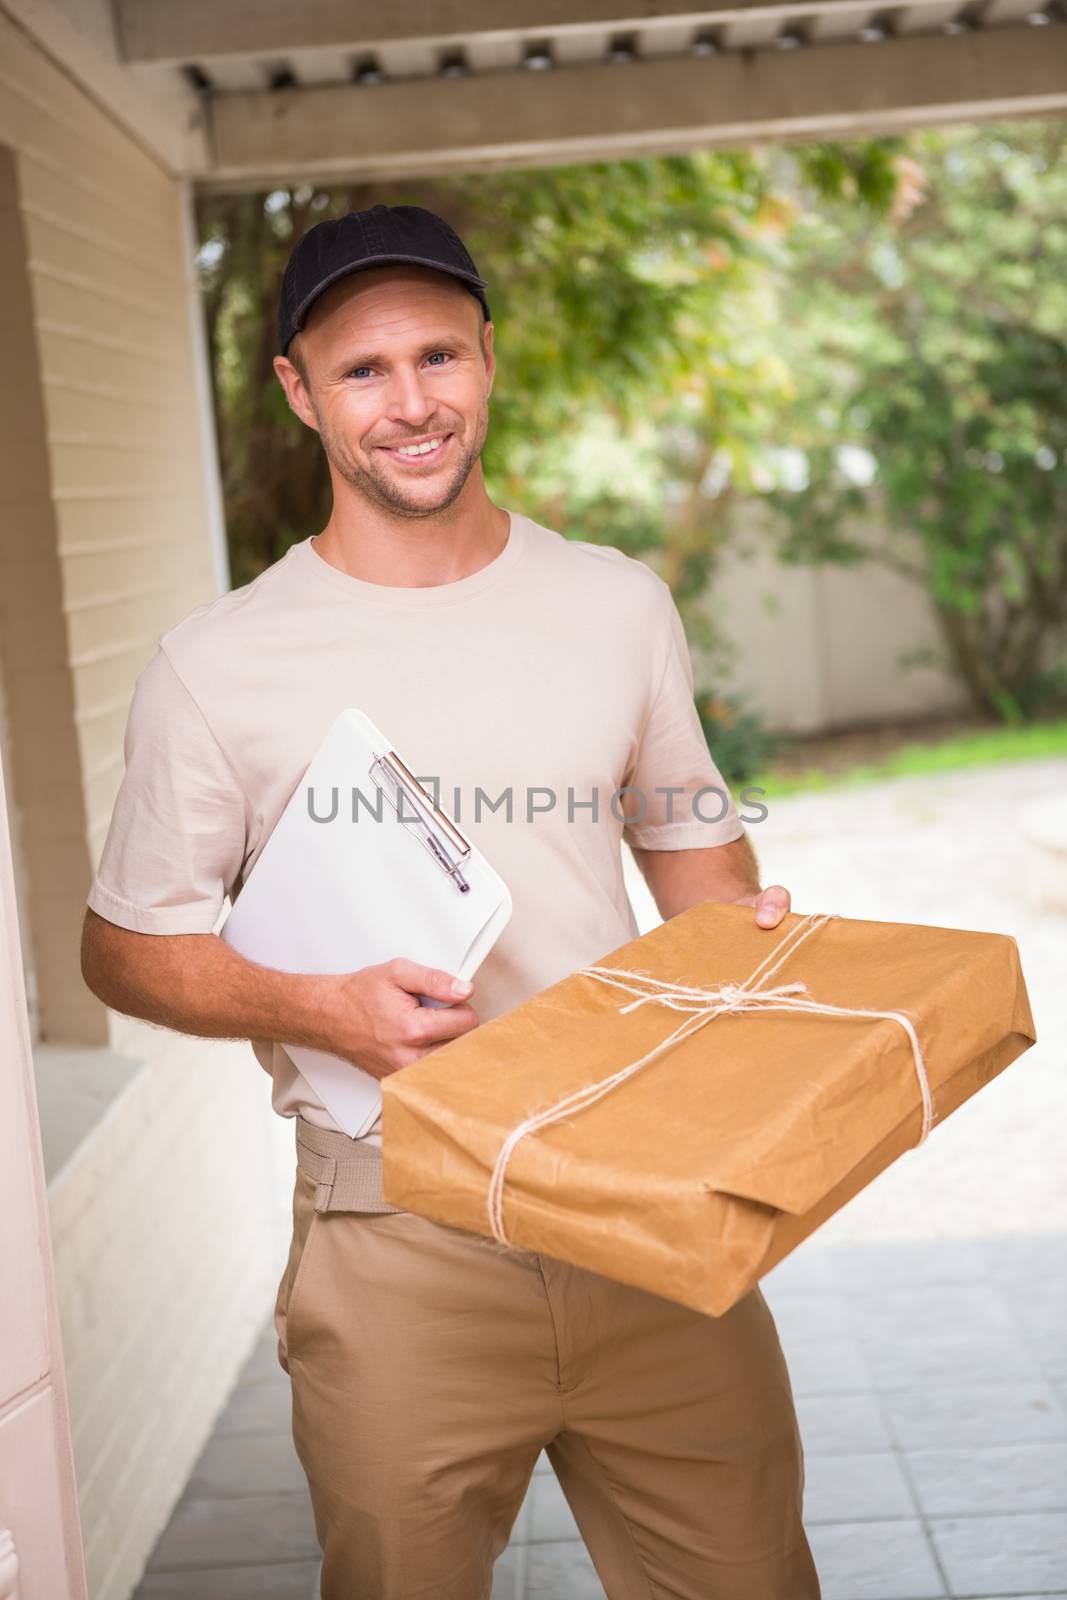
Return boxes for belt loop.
[295,1115,404,1215]
[314,1156,337,1214]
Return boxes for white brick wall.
[47,1031,289,1600]
[0,12,216,877]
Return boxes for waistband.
[295,1116,404,1215]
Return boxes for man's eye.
[426,352,450,366]
[350,366,373,379]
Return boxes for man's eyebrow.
[335,335,475,370]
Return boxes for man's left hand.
[733,883,791,929]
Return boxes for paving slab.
[235,1330,288,1385]
[183,1429,309,1500]
[929,1510,1067,1594]
[760,1244,841,1294]
[847,1285,1020,1344]
[1018,1327,1067,1386]
[904,1440,1067,1518]
[861,1330,1045,1392]
[882,1381,1067,1452]
[807,1519,947,1600]
[145,1492,319,1572]
[525,1473,580,1543]
[803,1451,915,1525]
[523,1540,604,1598]
[213,1379,294,1438]
[795,1391,895,1456]
[136,1562,320,1599]
[762,1288,855,1344]
[779,1334,872,1396]
[981,1235,1067,1281]
[491,1543,528,1600]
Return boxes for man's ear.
[273,354,320,433]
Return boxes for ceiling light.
[858,23,887,40]
[439,52,468,77]
[691,30,719,55]
[523,42,554,69]
[354,57,385,85]
[607,35,637,62]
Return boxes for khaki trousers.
[275,1122,820,1600]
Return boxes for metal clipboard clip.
[369,749,471,894]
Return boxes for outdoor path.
[134,757,1067,1599]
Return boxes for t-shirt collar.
[295,509,529,609]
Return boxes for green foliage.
[198,187,343,583]
[791,137,909,213]
[449,152,771,491]
[696,691,783,786]
[765,121,1067,722]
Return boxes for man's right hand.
[326,957,480,1080]
[80,909,480,1081]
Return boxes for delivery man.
[81,204,819,1599]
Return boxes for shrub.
[696,692,781,786]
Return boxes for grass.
[746,717,1067,799]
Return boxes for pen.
[371,751,471,894]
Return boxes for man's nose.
[384,366,435,427]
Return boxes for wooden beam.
[0,0,207,173]
[204,24,1067,189]
[117,0,961,65]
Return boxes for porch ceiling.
[10,0,1067,186]
[110,0,1067,188]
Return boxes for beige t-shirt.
[87,510,744,1141]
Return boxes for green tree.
[765,120,1067,721]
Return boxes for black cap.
[277,204,491,356]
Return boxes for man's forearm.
[81,908,340,1052]
[631,832,762,922]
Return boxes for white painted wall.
[702,503,970,734]
[0,754,86,1600]
[0,13,289,1598]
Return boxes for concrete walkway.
[134,756,1067,1599]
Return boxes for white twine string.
[487,911,933,1246]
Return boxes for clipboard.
[219,709,512,1137]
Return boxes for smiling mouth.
[377,434,453,464]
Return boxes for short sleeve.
[621,584,745,851]
[86,648,249,935]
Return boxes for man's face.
[274,266,495,519]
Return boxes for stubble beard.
[315,401,489,520]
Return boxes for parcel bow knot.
[611,972,810,1018]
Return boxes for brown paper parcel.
[380,902,1036,1317]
